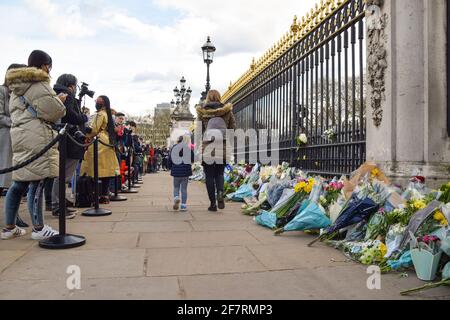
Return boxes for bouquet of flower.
[439,182,450,204]
[365,210,389,241]
[360,241,388,265]
[322,128,337,142]
[319,180,344,211]
[296,134,308,147]
[266,177,292,208]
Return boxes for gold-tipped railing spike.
[222,0,354,101]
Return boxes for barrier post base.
[110,195,127,202]
[39,234,86,250]
[82,208,112,217]
[120,188,139,194]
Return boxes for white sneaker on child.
[173,198,181,211]
[31,225,59,240]
[1,227,27,240]
[180,205,188,212]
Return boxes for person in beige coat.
[81,95,120,204]
[0,64,29,228]
[1,50,66,241]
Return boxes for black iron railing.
[228,0,367,177]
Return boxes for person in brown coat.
[196,90,236,212]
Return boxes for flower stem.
[400,280,450,296]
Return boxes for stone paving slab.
[146,246,267,277]
[1,172,449,300]
[0,249,146,281]
[190,212,251,222]
[247,243,358,270]
[125,212,193,222]
[190,221,262,232]
[0,251,27,273]
[113,221,193,233]
[0,277,182,300]
[76,233,139,250]
[62,221,116,234]
[0,237,38,251]
[179,268,411,300]
[138,231,261,249]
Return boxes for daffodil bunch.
[294,178,315,194]
[410,199,427,211]
[433,210,449,226]
[371,168,380,180]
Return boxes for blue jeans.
[173,177,189,205]
[4,180,45,227]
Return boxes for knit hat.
[56,74,77,88]
[28,50,52,68]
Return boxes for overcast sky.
[0,0,314,116]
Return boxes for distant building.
[155,103,172,118]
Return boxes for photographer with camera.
[50,74,89,219]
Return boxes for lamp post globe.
[201,36,216,101]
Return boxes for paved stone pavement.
[0,172,449,300]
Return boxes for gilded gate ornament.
[366,0,388,127]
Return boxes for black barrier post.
[82,138,112,216]
[131,149,141,188]
[136,156,144,184]
[40,130,86,249]
[121,147,138,194]
[110,174,127,202]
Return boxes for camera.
[73,130,86,143]
[79,82,95,99]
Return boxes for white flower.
[298,134,308,144]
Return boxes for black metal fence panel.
[229,0,366,177]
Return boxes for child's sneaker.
[31,225,59,241]
[173,198,181,211]
[180,204,188,212]
[1,227,27,240]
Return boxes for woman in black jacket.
[51,74,88,217]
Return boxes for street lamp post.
[201,36,216,101]
[173,76,193,115]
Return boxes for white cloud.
[24,0,96,39]
[0,0,316,116]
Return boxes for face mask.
[95,103,103,111]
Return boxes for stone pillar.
[366,0,450,186]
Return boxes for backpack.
[204,116,228,143]
[75,175,95,208]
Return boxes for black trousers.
[203,164,225,204]
[44,178,54,205]
[100,178,111,196]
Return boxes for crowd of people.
[0,50,152,241]
[0,49,236,242]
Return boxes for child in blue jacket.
[168,135,195,212]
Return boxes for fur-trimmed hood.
[196,103,233,119]
[6,67,50,96]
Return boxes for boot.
[208,203,218,212]
[217,191,225,210]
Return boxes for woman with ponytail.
[81,95,120,204]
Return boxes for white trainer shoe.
[31,225,59,241]
[1,227,27,240]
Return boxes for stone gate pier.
[366,0,450,186]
